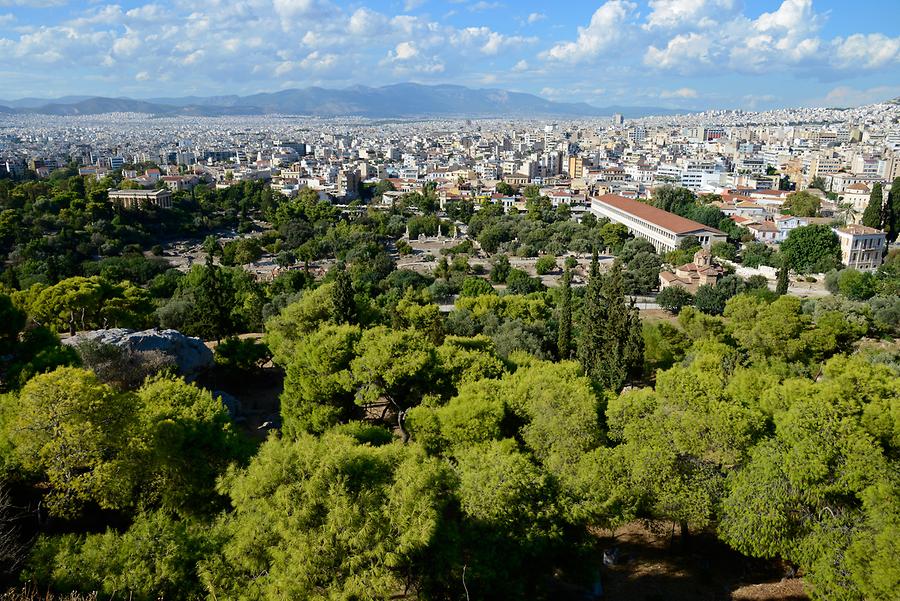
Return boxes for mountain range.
[0,83,689,119]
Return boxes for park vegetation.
[0,171,897,599]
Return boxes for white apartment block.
[833,225,886,271]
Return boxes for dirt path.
[596,522,807,601]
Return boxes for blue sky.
[1,0,899,109]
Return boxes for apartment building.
[833,225,886,271]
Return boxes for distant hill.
[0,84,690,119]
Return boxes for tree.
[607,345,765,541]
[862,182,884,229]
[490,254,511,283]
[775,263,789,295]
[496,181,515,196]
[782,190,821,217]
[781,224,842,273]
[719,357,899,599]
[351,327,439,442]
[7,367,136,516]
[330,266,356,325]
[26,511,216,601]
[657,286,693,314]
[619,238,662,295]
[194,257,236,342]
[534,255,557,275]
[505,269,544,295]
[133,375,247,515]
[887,176,900,242]
[557,267,573,359]
[710,241,737,261]
[694,284,726,315]
[740,242,776,268]
[577,263,643,392]
[201,433,455,600]
[459,276,495,297]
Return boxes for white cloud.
[660,87,698,98]
[831,34,900,70]
[0,12,14,25]
[449,26,533,56]
[527,12,545,24]
[644,33,712,70]
[543,1,637,63]
[469,1,502,12]
[644,0,736,30]
[404,0,425,11]
[390,41,419,61]
[135,70,150,81]
[512,59,528,72]
[0,0,67,6]
[819,85,900,107]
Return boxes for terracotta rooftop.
[592,193,725,235]
[837,224,885,235]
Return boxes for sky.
[1,0,900,110]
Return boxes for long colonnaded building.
[589,193,727,253]
[108,188,173,210]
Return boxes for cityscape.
[0,1,899,601]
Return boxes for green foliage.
[657,286,693,314]
[214,337,270,372]
[710,241,737,261]
[620,238,662,294]
[281,324,361,436]
[693,283,727,315]
[26,511,218,601]
[740,241,777,268]
[459,276,495,297]
[489,254,511,283]
[534,255,557,275]
[862,182,884,229]
[782,190,821,217]
[8,367,136,516]
[719,356,900,599]
[781,224,841,274]
[825,268,878,301]
[578,263,643,392]
[201,433,455,600]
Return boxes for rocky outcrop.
[63,328,214,376]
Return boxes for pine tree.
[861,182,883,229]
[577,262,643,393]
[775,263,789,296]
[331,267,356,325]
[557,267,572,360]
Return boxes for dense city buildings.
[2,97,898,270]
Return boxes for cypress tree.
[886,177,900,242]
[331,267,356,325]
[577,262,643,393]
[861,182,883,229]
[775,263,789,296]
[557,266,572,360]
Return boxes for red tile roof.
[592,194,725,235]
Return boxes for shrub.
[534,255,557,275]
[657,286,694,314]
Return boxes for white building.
[589,194,727,253]
[833,225,886,271]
